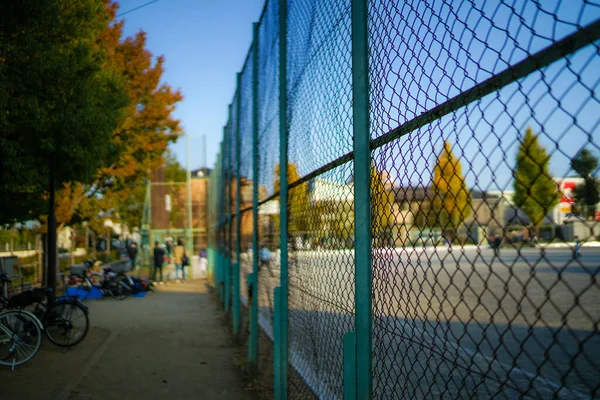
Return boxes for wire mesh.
[288,164,356,399]
[240,209,254,304]
[287,0,353,177]
[208,0,600,398]
[257,0,280,201]
[285,0,353,397]
[368,1,600,398]
[257,201,278,340]
[239,53,255,308]
[230,97,239,285]
[257,0,281,340]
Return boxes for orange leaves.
[53,1,183,231]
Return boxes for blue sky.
[117,0,265,170]
[116,0,600,195]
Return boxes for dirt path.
[0,280,253,400]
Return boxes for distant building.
[148,166,210,252]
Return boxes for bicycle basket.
[108,261,131,274]
[70,265,87,276]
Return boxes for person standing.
[493,235,502,257]
[259,245,273,277]
[152,241,165,284]
[574,236,582,259]
[127,243,138,271]
[165,237,175,280]
[174,239,186,282]
[199,248,208,278]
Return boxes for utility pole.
[47,167,57,300]
[186,134,194,259]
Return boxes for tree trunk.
[47,169,57,300]
[106,228,111,258]
[85,225,90,257]
[37,235,43,284]
[70,227,75,266]
[91,230,97,259]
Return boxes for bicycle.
[0,308,43,369]
[64,260,104,301]
[1,274,89,348]
[66,259,133,300]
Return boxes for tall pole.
[47,167,57,300]
[186,134,194,263]
[202,134,207,170]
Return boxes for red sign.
[596,211,600,221]
[559,180,577,203]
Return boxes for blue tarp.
[65,285,148,299]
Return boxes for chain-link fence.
[209,0,600,398]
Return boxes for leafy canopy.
[52,1,183,232]
[431,141,471,229]
[571,149,600,218]
[0,0,129,224]
[513,127,560,228]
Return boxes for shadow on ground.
[0,280,254,400]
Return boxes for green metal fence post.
[214,164,218,287]
[274,286,282,400]
[249,21,260,373]
[223,125,228,311]
[351,0,373,398]
[344,331,357,400]
[224,119,231,314]
[278,0,289,397]
[247,272,255,361]
[220,136,227,310]
[234,74,242,336]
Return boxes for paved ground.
[0,280,253,400]
[242,246,600,399]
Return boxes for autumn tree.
[0,0,130,291]
[513,127,560,235]
[431,141,471,234]
[54,1,183,233]
[0,0,128,225]
[370,165,396,247]
[571,149,600,219]
[305,179,355,249]
[273,163,310,236]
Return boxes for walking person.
[152,241,165,284]
[174,239,187,282]
[493,235,502,257]
[574,236,582,259]
[165,237,175,280]
[259,244,274,277]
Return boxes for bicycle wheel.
[108,274,132,300]
[44,300,89,347]
[0,310,42,367]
